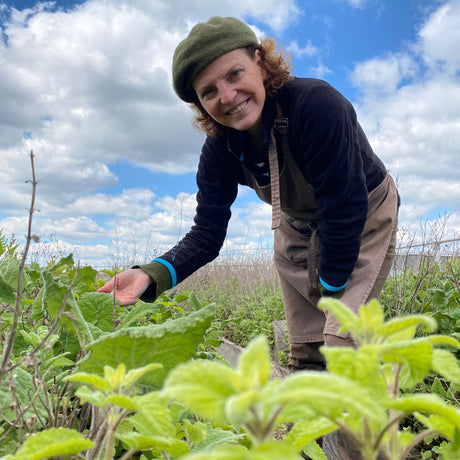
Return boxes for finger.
[97,279,114,293]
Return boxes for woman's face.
[193,48,266,134]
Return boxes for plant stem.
[0,151,37,383]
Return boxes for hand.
[318,283,345,299]
[97,268,153,306]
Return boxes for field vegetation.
[1,153,460,459]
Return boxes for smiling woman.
[99,13,399,381]
[192,48,267,134]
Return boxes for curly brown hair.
[190,37,292,137]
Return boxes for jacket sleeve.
[291,81,369,287]
[147,136,239,289]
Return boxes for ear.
[255,49,267,77]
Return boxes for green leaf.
[0,276,15,303]
[75,386,108,407]
[317,298,360,338]
[191,425,247,453]
[121,302,157,328]
[377,315,438,341]
[358,298,384,339]
[116,433,190,457]
[380,340,433,388]
[415,413,455,440]
[78,291,119,332]
[9,427,94,459]
[124,362,163,389]
[250,441,301,459]
[104,363,126,391]
[0,367,48,424]
[432,349,460,383]
[225,391,260,424]
[236,335,271,390]
[387,394,460,431]
[267,372,386,431]
[0,257,20,293]
[284,418,337,451]
[128,392,175,438]
[77,305,215,389]
[180,445,249,460]
[65,371,112,392]
[163,360,238,423]
[42,353,74,371]
[106,394,137,410]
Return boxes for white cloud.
[350,0,460,235]
[287,39,318,58]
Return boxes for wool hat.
[172,17,258,103]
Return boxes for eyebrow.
[195,64,243,94]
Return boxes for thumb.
[98,278,114,293]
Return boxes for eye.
[200,88,216,100]
[229,68,243,80]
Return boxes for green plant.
[162,298,460,460]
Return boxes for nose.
[219,83,236,105]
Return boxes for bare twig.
[0,151,38,382]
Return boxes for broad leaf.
[163,360,238,423]
[77,305,215,389]
[7,427,94,459]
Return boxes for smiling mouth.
[228,99,249,115]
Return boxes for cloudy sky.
[1,0,459,268]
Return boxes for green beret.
[172,17,258,103]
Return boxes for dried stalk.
[0,151,38,382]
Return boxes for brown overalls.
[244,104,399,359]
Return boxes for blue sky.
[1,0,459,268]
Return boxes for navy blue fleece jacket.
[147,78,387,292]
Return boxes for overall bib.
[243,102,399,359]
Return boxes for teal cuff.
[319,277,348,292]
[153,258,177,287]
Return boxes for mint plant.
[163,298,460,460]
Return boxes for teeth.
[229,100,247,115]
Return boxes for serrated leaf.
[0,257,20,293]
[387,394,460,430]
[225,390,260,424]
[124,363,163,389]
[381,340,433,389]
[0,367,48,424]
[237,335,271,390]
[432,349,460,383]
[127,392,174,437]
[121,302,157,328]
[163,360,238,423]
[317,298,360,337]
[358,298,384,339]
[192,425,246,453]
[377,315,437,341]
[78,291,119,332]
[414,413,455,440]
[0,276,15,303]
[267,372,386,430]
[284,418,337,450]
[65,372,111,392]
[106,394,137,410]
[9,427,94,459]
[42,354,74,371]
[75,386,108,407]
[104,363,126,391]
[77,305,215,389]
[117,432,190,456]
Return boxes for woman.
[99,16,399,369]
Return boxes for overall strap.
[268,100,289,230]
